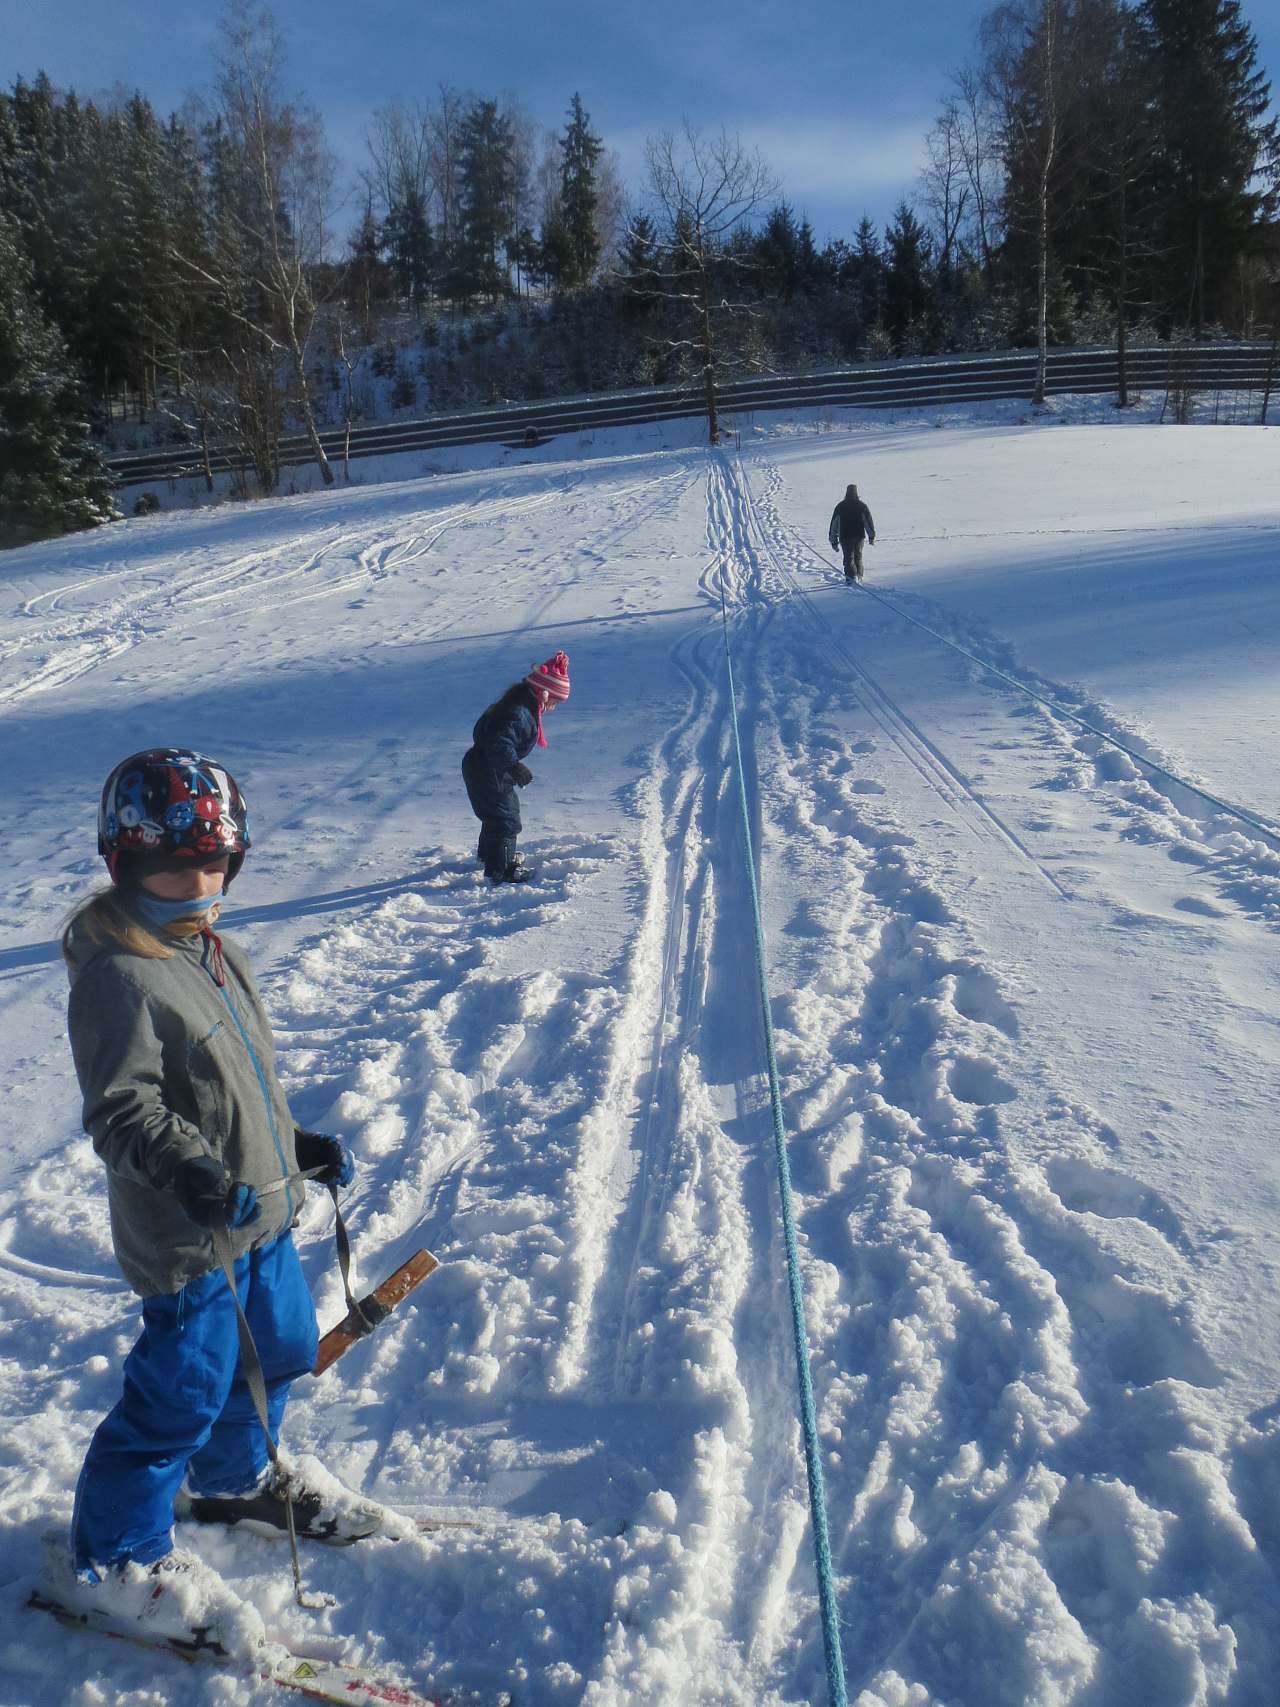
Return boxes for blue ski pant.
[72,1231,318,1570]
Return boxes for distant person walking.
[828,484,876,582]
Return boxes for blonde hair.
[61,889,213,966]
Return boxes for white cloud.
[749,119,928,196]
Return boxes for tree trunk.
[1261,302,1278,426]
[1032,2,1059,409]
[698,270,719,444]
[1035,200,1049,406]
[1033,115,1056,406]
[200,413,214,495]
[288,339,334,486]
[1187,186,1208,336]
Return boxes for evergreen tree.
[382,188,433,309]
[822,237,853,287]
[559,93,603,289]
[120,95,188,403]
[457,98,522,300]
[2,76,97,377]
[1084,2,1163,394]
[795,216,822,292]
[1140,0,1279,333]
[619,211,658,279]
[340,198,388,340]
[86,94,183,406]
[0,210,116,540]
[616,211,659,319]
[884,203,934,352]
[756,203,801,298]
[537,211,575,293]
[849,215,888,337]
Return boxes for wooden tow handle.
[312,1248,440,1376]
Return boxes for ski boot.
[486,854,534,885]
[177,1459,384,1546]
[36,1531,265,1656]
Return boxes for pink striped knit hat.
[525,650,570,747]
[526,650,570,701]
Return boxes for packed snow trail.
[0,408,1278,1704]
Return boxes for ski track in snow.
[0,419,1278,1705]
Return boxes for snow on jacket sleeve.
[828,508,841,549]
[68,962,210,1190]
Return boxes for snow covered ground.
[1,401,1278,1705]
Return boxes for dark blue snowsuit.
[462,686,539,876]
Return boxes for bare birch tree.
[643,121,777,442]
[426,84,468,268]
[921,101,972,279]
[173,0,336,486]
[984,0,1070,403]
[365,100,433,220]
[952,66,1004,280]
[593,149,627,266]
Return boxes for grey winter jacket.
[65,915,302,1297]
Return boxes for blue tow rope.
[718,585,850,1707]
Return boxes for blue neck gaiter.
[134,891,222,928]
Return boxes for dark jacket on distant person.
[829,486,876,548]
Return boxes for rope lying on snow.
[717,575,850,1707]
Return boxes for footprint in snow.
[1045,1156,1191,1255]
[948,1055,1017,1106]
[950,968,1020,1038]
[1172,894,1230,918]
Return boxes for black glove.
[295,1129,356,1188]
[172,1154,260,1229]
[510,762,533,787]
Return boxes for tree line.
[1,0,1276,541]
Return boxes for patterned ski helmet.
[98,748,250,885]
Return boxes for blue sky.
[6,1,1279,247]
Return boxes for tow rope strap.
[210,1175,362,1609]
[211,1221,307,1606]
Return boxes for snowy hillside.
[1,404,1278,1705]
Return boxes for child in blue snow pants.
[72,1232,318,1569]
[62,747,356,1577]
